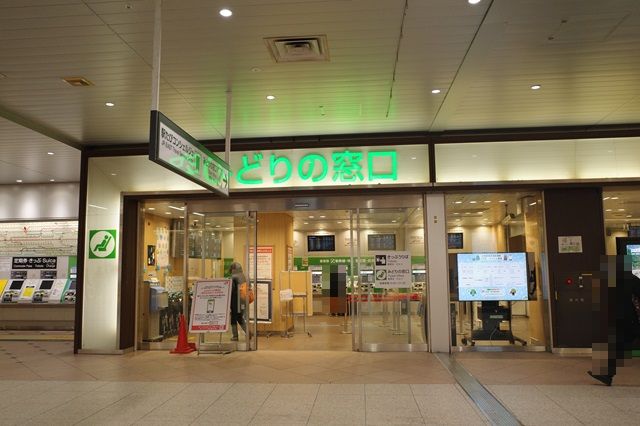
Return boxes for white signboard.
[558,236,583,253]
[373,251,412,289]
[189,279,231,333]
[249,246,273,280]
[249,280,272,322]
[149,110,229,196]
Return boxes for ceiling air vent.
[264,35,329,63]
[62,77,93,87]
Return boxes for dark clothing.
[230,275,245,327]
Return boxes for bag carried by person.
[239,282,255,304]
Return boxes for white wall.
[0,183,78,221]
[82,161,121,352]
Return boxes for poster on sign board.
[373,251,412,289]
[189,279,231,333]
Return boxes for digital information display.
[626,244,640,279]
[368,234,396,251]
[457,252,528,301]
[307,235,335,252]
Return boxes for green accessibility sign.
[89,230,117,259]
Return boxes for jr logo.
[89,230,117,259]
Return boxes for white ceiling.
[1,0,640,183]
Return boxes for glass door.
[351,207,428,351]
[188,209,258,351]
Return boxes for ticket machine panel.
[18,279,39,303]
[32,279,55,303]
[2,280,25,303]
[47,279,70,304]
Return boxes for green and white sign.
[89,230,117,259]
[227,145,429,190]
[149,110,230,196]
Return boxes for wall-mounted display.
[308,235,335,252]
[368,234,396,251]
[447,232,464,249]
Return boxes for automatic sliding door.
[353,207,427,351]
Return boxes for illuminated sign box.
[227,145,429,190]
[149,110,230,196]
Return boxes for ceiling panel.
[0,0,638,171]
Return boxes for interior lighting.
[303,222,309,225]
[147,207,155,211]
[454,201,462,204]
[165,212,171,215]
[309,216,315,219]
[411,157,417,160]
[627,215,632,218]
[469,201,477,204]
[320,215,326,218]
[110,173,117,176]
[453,213,460,215]
[529,202,537,206]
[603,197,610,200]
[47,152,54,155]
[219,8,232,17]
[168,205,185,211]
[88,204,107,210]
[192,212,205,216]
[611,196,619,200]
[499,200,506,203]
[49,179,55,182]
[392,220,397,223]
[484,200,491,203]
[16,179,22,183]
[530,84,541,90]
[468,0,482,4]
[105,102,115,107]
[266,95,276,100]
[431,89,441,94]
[606,209,612,212]
[337,221,342,224]
[618,208,625,212]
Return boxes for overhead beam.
[0,105,82,150]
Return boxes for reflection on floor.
[455,315,539,348]
[259,315,352,351]
[0,330,73,341]
[0,342,639,424]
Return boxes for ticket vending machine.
[146,284,168,341]
[18,279,39,303]
[61,279,76,304]
[47,279,71,304]
[2,280,25,303]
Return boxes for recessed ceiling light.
[168,205,185,211]
[225,227,230,230]
[205,223,210,226]
[392,220,397,223]
[499,200,507,203]
[454,201,462,204]
[337,221,342,224]
[627,215,632,218]
[47,152,54,156]
[454,212,460,215]
[16,179,22,183]
[309,216,315,219]
[165,212,171,215]
[219,8,232,17]
[251,67,262,73]
[606,209,612,212]
[484,200,491,203]
[529,202,537,206]
[618,208,625,211]
[215,225,221,228]
[603,197,610,200]
[468,0,482,4]
[110,173,117,176]
[179,216,184,219]
[469,201,477,204]
[147,207,155,211]
[530,84,541,90]
[611,196,619,200]
[411,157,417,160]
[465,212,470,215]
[105,102,115,107]
[320,215,326,218]
[431,89,441,94]
[49,179,55,182]
[266,95,276,100]
[303,222,309,225]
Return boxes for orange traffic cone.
[170,314,196,354]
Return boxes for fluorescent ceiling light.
[454,201,462,204]
[88,204,107,210]
[469,201,477,204]
[192,212,205,216]
[105,102,115,107]
[266,95,276,100]
[468,0,481,3]
[49,179,55,182]
[530,84,541,90]
[219,8,232,17]
[47,152,54,155]
[165,212,171,215]
[431,89,441,94]
[603,197,610,200]
[168,205,185,211]
[499,200,506,203]
[529,202,537,206]
[611,196,619,200]
[16,179,22,183]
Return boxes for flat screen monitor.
[457,252,528,301]
[39,280,54,290]
[9,280,24,290]
[307,235,335,252]
[368,234,396,251]
[448,232,464,249]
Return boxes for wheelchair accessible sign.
[89,230,117,259]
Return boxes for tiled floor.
[0,341,639,424]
